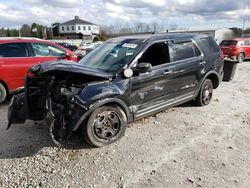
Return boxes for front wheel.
[83,105,127,147]
[0,83,7,104]
[194,79,213,106]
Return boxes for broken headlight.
[60,86,82,96]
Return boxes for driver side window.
[138,42,170,66]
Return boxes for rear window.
[201,37,220,52]
[0,43,29,58]
[220,40,237,46]
[173,42,201,61]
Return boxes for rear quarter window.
[173,42,201,61]
[0,43,30,58]
[201,37,220,52]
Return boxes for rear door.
[171,41,204,99]
[0,42,34,90]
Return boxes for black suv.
[8,34,223,147]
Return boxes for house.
[166,28,234,43]
[58,16,100,40]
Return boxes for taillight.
[220,49,224,60]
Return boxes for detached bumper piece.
[7,92,27,129]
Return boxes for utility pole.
[242,17,246,37]
[19,27,21,37]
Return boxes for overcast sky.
[0,0,249,29]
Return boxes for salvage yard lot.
[0,62,250,188]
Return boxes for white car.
[77,42,103,56]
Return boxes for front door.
[130,41,176,119]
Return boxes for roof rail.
[0,37,43,40]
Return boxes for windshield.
[79,40,142,73]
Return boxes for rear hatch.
[220,40,238,55]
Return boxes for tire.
[237,52,245,63]
[194,79,213,106]
[83,105,127,147]
[0,83,7,104]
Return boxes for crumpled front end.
[7,61,111,146]
[8,75,89,145]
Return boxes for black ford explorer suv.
[8,33,223,147]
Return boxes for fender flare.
[194,70,220,97]
[72,98,131,131]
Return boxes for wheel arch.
[73,98,132,132]
[0,79,9,94]
[206,72,220,89]
[238,51,245,56]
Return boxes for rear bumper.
[224,56,237,62]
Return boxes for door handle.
[163,69,173,75]
[199,61,205,65]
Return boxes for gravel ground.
[0,62,250,188]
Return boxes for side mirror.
[135,62,152,73]
[122,68,134,78]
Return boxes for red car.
[0,38,78,103]
[220,38,250,63]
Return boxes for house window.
[67,26,69,30]
[83,26,86,30]
[62,26,64,31]
[88,26,91,30]
[78,26,81,30]
[72,26,74,30]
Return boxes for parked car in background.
[8,34,223,147]
[79,41,92,47]
[220,38,250,63]
[56,42,78,51]
[76,41,102,60]
[0,37,78,103]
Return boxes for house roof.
[61,18,96,26]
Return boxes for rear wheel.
[237,52,245,63]
[194,79,213,106]
[0,83,7,104]
[83,105,127,147]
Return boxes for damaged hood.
[29,60,113,79]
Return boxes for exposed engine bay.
[8,62,112,146]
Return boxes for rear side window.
[0,43,29,58]
[220,40,237,46]
[244,40,250,46]
[31,43,65,57]
[173,42,201,61]
[201,37,220,52]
